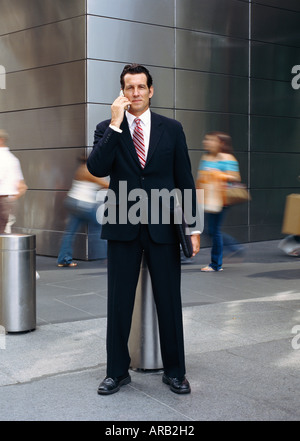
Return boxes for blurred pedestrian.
[196,131,243,272]
[57,155,109,267]
[0,129,27,234]
[278,235,300,256]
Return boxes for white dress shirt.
[0,147,24,195]
[125,109,151,158]
[109,108,151,159]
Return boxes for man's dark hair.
[120,63,153,89]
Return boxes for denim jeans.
[57,197,101,265]
[204,208,244,269]
[204,210,226,271]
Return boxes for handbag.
[174,205,193,258]
[225,182,251,206]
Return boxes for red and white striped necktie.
[132,118,146,168]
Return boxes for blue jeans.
[204,208,244,269]
[57,197,101,264]
[204,210,225,270]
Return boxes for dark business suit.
[87,111,197,379]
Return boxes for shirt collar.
[126,108,151,128]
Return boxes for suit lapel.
[146,112,164,167]
[120,117,141,167]
[120,112,165,169]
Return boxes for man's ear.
[149,86,154,99]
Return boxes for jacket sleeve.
[173,122,200,230]
[87,121,121,177]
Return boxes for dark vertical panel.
[252,3,300,47]
[250,1,300,241]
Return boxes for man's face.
[123,73,153,116]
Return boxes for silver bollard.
[0,234,36,333]
[129,254,163,370]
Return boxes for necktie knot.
[134,118,141,126]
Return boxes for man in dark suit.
[87,64,200,395]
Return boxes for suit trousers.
[106,225,186,379]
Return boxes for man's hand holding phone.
[110,90,131,128]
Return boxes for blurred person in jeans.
[57,155,109,267]
[0,129,27,234]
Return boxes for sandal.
[57,262,78,268]
[201,265,223,272]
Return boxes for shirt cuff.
[109,124,123,133]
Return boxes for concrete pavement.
[0,240,300,421]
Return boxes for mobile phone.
[119,90,130,110]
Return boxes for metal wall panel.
[251,41,300,81]
[87,60,174,109]
[250,188,291,234]
[222,204,248,228]
[176,0,249,38]
[176,29,249,76]
[251,78,299,118]
[250,153,300,189]
[87,0,174,27]
[0,17,86,73]
[188,150,202,181]
[0,61,86,112]
[0,0,86,35]
[175,110,248,151]
[252,3,300,47]
[175,70,248,114]
[15,148,85,190]
[249,2,300,242]
[0,105,86,150]
[15,190,67,232]
[251,116,300,153]
[87,15,174,68]
[253,0,300,12]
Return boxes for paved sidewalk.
[0,240,300,421]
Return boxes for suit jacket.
[87,111,198,244]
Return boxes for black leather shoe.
[97,374,131,395]
[162,374,191,394]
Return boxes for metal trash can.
[128,254,163,370]
[0,234,36,333]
